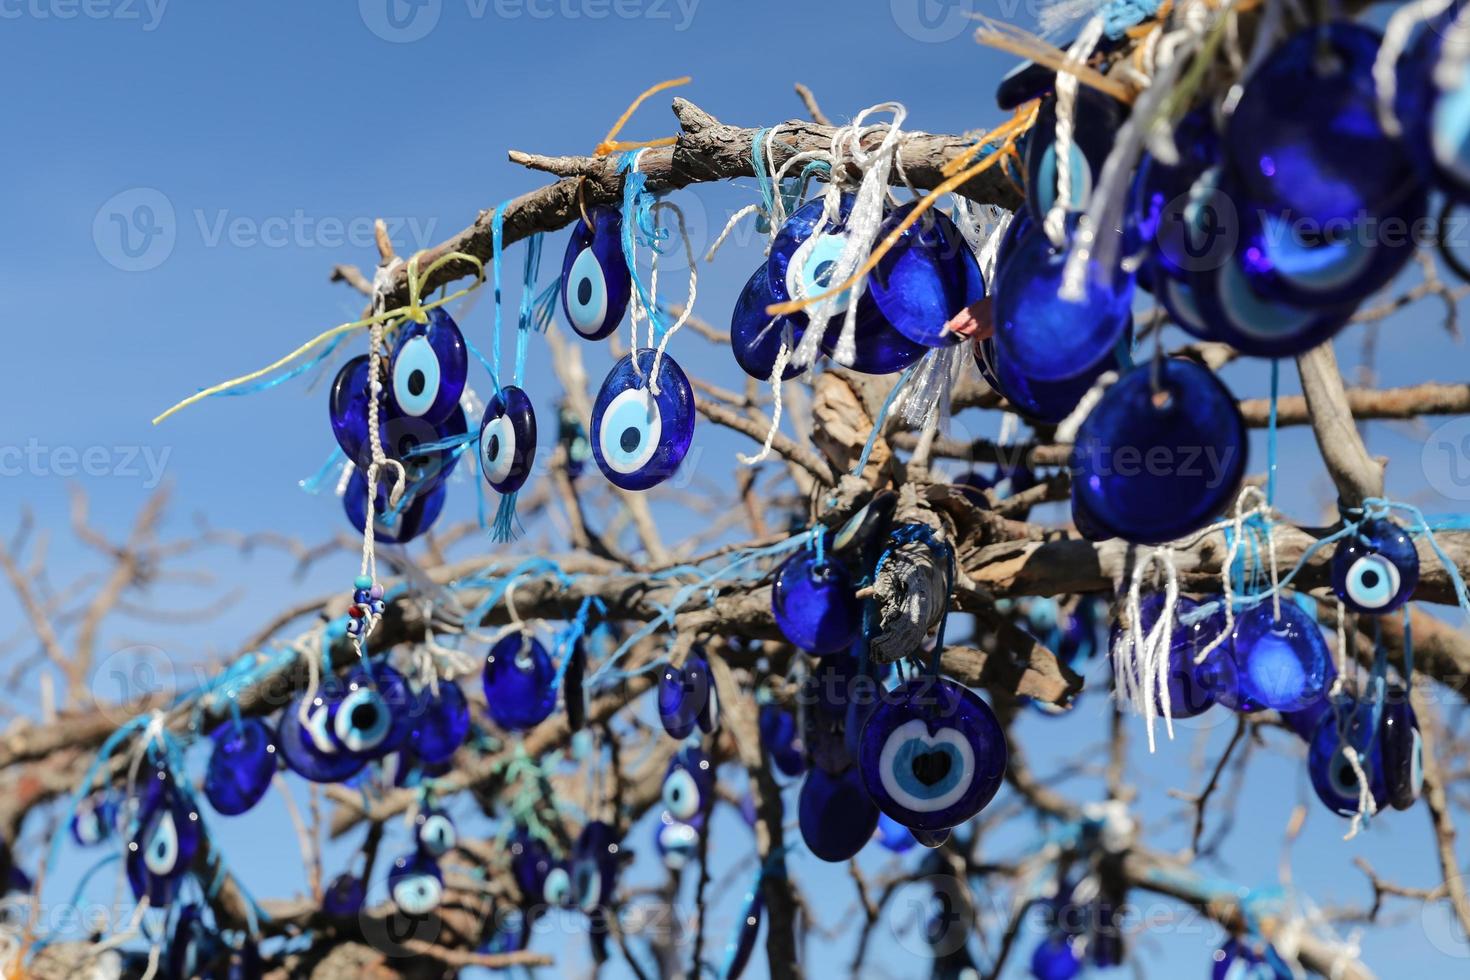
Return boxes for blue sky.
[4,0,1470,976]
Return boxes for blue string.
[216,333,348,398]
[1266,359,1280,506]
[618,151,671,340]
[854,364,918,477]
[513,233,544,387]
[491,198,516,391]
[299,447,346,496]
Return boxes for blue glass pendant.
[868,203,985,347]
[561,205,632,341]
[1331,518,1419,614]
[857,678,1007,831]
[655,812,700,870]
[204,717,276,816]
[323,872,365,917]
[993,220,1134,382]
[71,792,116,847]
[1308,701,1388,817]
[798,765,879,862]
[800,656,861,774]
[415,806,457,858]
[874,812,917,853]
[1212,938,1290,980]
[388,851,444,915]
[818,310,929,375]
[330,354,376,463]
[771,551,861,654]
[1230,602,1330,713]
[168,905,219,980]
[658,652,718,739]
[384,402,468,492]
[412,680,469,765]
[329,663,415,759]
[483,633,557,732]
[343,469,447,545]
[126,766,201,906]
[1135,109,1224,281]
[389,307,468,424]
[1024,87,1127,222]
[571,820,620,912]
[1030,935,1084,980]
[723,888,764,980]
[1227,23,1418,229]
[590,349,695,491]
[661,746,714,823]
[1112,595,1236,718]
[975,323,1130,425]
[731,264,807,380]
[1187,239,1354,357]
[759,702,806,777]
[277,687,367,783]
[509,829,560,905]
[1072,359,1247,544]
[479,385,537,494]
[1380,686,1423,811]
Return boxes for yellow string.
[592,76,691,157]
[151,249,486,426]
[763,105,1038,318]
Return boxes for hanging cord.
[1044,15,1107,247]
[737,322,793,467]
[646,200,698,394]
[1118,547,1181,751]
[1373,0,1458,137]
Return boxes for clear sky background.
[3,0,1469,977]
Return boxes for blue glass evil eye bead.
[388,851,444,915]
[330,663,415,758]
[1380,685,1423,811]
[661,747,714,823]
[1331,518,1420,614]
[415,806,457,858]
[1134,109,1223,274]
[384,403,468,491]
[479,385,537,494]
[658,653,718,739]
[323,872,365,917]
[412,680,469,764]
[126,768,201,906]
[508,828,557,904]
[759,702,805,777]
[1212,938,1291,980]
[974,324,1131,426]
[343,470,447,545]
[874,812,917,853]
[71,793,116,847]
[1229,602,1330,713]
[389,307,468,424]
[818,310,929,375]
[1025,87,1128,223]
[591,349,695,491]
[204,717,276,816]
[1072,359,1247,545]
[798,765,879,863]
[655,813,700,870]
[561,205,631,340]
[1308,701,1388,817]
[771,552,861,654]
[1227,24,1419,230]
[277,687,367,784]
[768,194,864,317]
[868,203,985,348]
[731,264,807,381]
[483,633,557,732]
[572,820,620,912]
[330,354,375,463]
[1030,935,1084,980]
[1111,595,1236,718]
[993,221,1134,382]
[857,678,1007,832]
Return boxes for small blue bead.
[354,575,373,591]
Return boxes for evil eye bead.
[276,686,367,784]
[389,307,468,423]
[1229,602,1330,713]
[383,402,468,491]
[798,765,879,863]
[204,717,277,816]
[323,873,366,917]
[759,702,806,778]
[479,385,537,494]
[857,678,1007,831]
[329,354,376,463]
[126,768,200,907]
[730,263,807,381]
[1380,686,1423,811]
[868,203,986,348]
[1110,595,1236,719]
[1024,87,1127,223]
[1331,518,1420,614]
[975,323,1131,426]
[1308,701,1389,817]
[768,194,861,316]
[561,205,632,341]
[771,552,861,655]
[1030,935,1084,980]
[655,814,700,871]
[329,668,404,757]
[343,469,447,545]
[572,820,620,912]
[658,652,717,739]
[661,747,714,822]
[388,852,444,916]
[482,633,557,732]
[71,793,116,847]
[874,812,917,854]
[415,807,457,858]
[1071,359,1247,545]
[508,828,558,904]
[412,680,470,765]
[542,863,572,907]
[591,349,695,492]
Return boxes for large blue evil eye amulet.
[868,203,985,348]
[127,765,201,906]
[771,550,861,654]
[730,264,807,381]
[204,717,276,816]
[483,632,557,731]
[1331,518,1419,614]
[658,651,718,739]
[798,765,879,863]
[1071,358,1247,544]
[858,678,1007,831]
[389,307,468,424]
[561,205,632,341]
[974,324,1130,425]
[1025,86,1127,222]
[277,684,367,784]
[1308,701,1388,817]
[330,663,416,758]
[479,385,537,494]
[591,349,695,491]
[389,851,444,915]
[1228,601,1329,713]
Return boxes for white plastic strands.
[1117,545,1182,751]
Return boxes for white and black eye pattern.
[389,853,444,916]
[416,809,457,858]
[857,679,1008,832]
[1332,519,1419,614]
[389,308,468,423]
[542,865,571,908]
[572,857,602,912]
[141,810,181,877]
[787,231,855,314]
[590,350,696,492]
[332,682,392,756]
[560,205,632,341]
[661,749,713,822]
[479,386,537,494]
[1308,703,1387,817]
[656,819,699,870]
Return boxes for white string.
[1331,597,1350,700]
[706,203,762,263]
[1118,547,1181,751]
[648,201,698,396]
[1340,745,1378,840]
[1374,0,1457,137]
[738,336,792,466]
[1043,15,1106,248]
